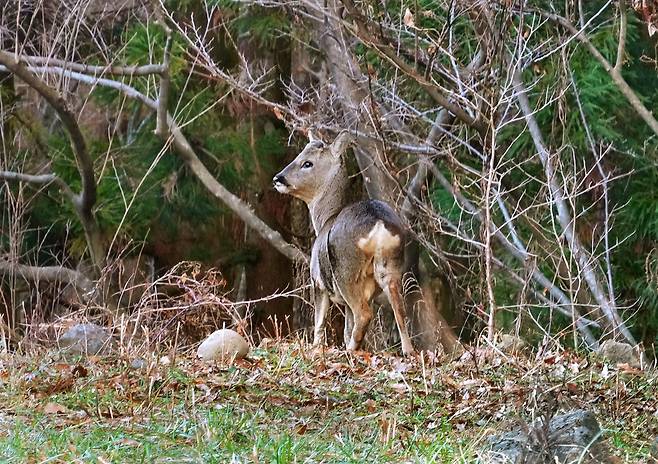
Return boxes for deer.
[273,131,415,356]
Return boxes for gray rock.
[197,329,249,362]
[489,430,539,463]
[497,334,527,354]
[58,323,112,355]
[549,410,602,463]
[597,339,641,367]
[485,409,605,463]
[651,436,658,462]
[129,358,147,370]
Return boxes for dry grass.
[0,338,655,463]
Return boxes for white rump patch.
[357,221,400,255]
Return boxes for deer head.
[273,131,352,204]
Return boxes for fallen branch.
[0,259,94,295]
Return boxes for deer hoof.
[402,345,416,357]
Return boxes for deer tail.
[357,221,401,257]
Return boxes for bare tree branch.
[312,0,398,201]
[512,68,636,345]
[426,164,600,347]
[615,0,627,72]
[0,170,75,200]
[570,70,618,308]
[540,9,658,137]
[0,50,105,270]
[339,0,486,136]
[3,61,308,263]
[15,55,165,76]
[155,28,172,138]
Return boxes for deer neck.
[308,164,349,235]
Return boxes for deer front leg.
[313,290,331,346]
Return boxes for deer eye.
[301,161,313,169]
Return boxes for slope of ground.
[0,340,655,463]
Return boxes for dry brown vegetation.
[0,337,655,462]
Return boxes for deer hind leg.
[313,290,331,346]
[346,298,373,352]
[343,306,354,347]
[380,274,415,356]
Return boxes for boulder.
[486,409,606,463]
[197,329,249,362]
[597,340,641,368]
[58,323,112,355]
[549,410,602,463]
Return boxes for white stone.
[197,329,249,361]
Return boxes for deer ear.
[330,131,352,158]
[308,129,319,143]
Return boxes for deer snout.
[273,174,290,193]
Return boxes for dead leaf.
[543,355,557,365]
[566,382,579,394]
[162,171,178,201]
[296,424,308,435]
[53,363,70,372]
[459,379,486,390]
[118,438,140,447]
[441,374,459,390]
[364,399,377,413]
[43,402,68,414]
[71,364,87,378]
[403,8,415,28]
[617,363,643,375]
[389,382,408,393]
[379,415,392,443]
[391,359,411,373]
[33,376,75,396]
[273,107,285,121]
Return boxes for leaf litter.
[0,341,655,462]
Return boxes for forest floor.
[0,339,655,463]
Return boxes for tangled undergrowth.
[0,339,655,463]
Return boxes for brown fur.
[273,133,414,355]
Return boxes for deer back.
[312,199,406,304]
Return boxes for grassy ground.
[0,340,655,463]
